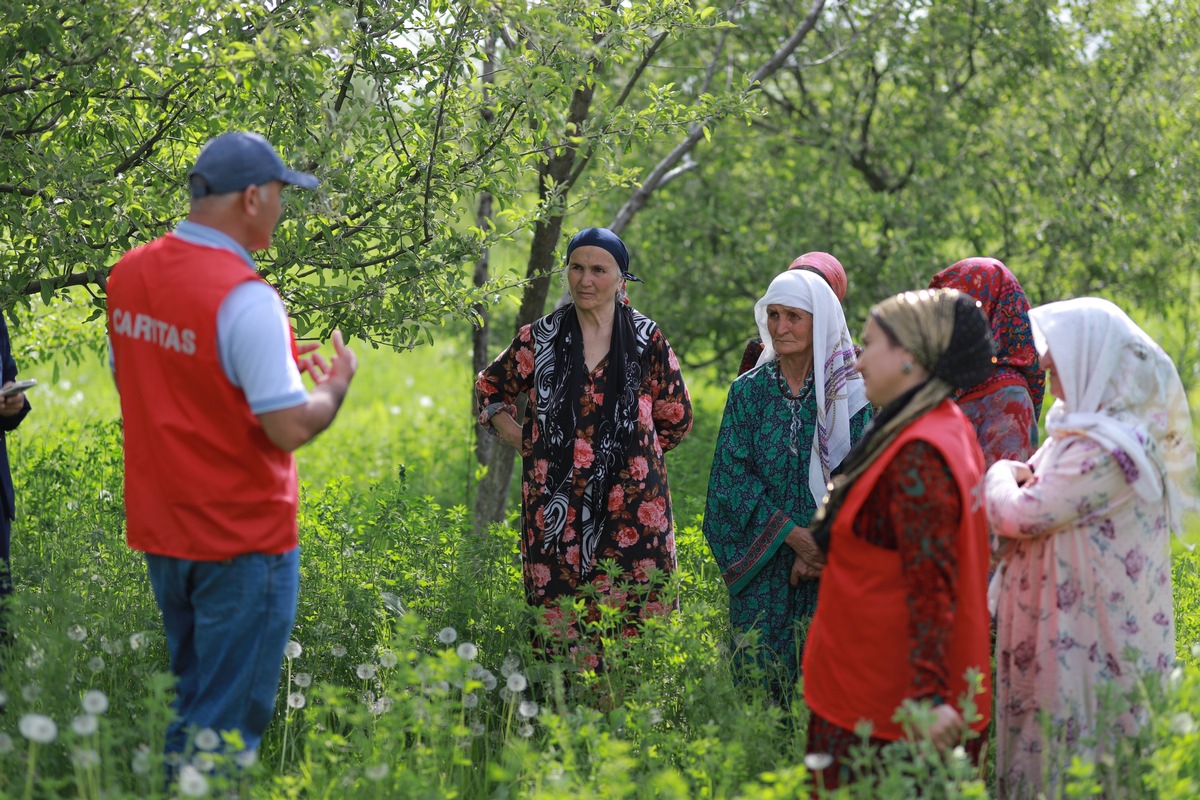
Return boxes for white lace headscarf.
[1031,297,1198,537]
[754,269,870,504]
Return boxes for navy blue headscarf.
[565,228,642,282]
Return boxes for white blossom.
[803,752,833,772]
[82,690,109,715]
[193,728,220,752]
[71,714,99,736]
[177,764,209,797]
[18,714,58,744]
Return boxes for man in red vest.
[107,131,357,769]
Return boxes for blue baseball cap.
[187,132,318,198]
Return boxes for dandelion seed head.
[518,700,539,719]
[1191,641,1200,659]
[470,721,486,737]
[234,749,258,768]
[518,722,534,738]
[330,644,347,657]
[506,672,528,692]
[647,707,663,725]
[131,745,151,775]
[378,650,398,668]
[456,642,478,660]
[67,625,88,643]
[21,684,40,703]
[951,745,967,761]
[292,672,312,688]
[803,752,833,772]
[25,646,45,669]
[71,714,99,736]
[1170,712,1195,735]
[463,693,479,709]
[193,728,221,752]
[194,753,216,773]
[71,748,100,768]
[356,663,377,681]
[177,764,209,797]
[18,713,58,744]
[82,690,109,715]
[365,763,389,781]
[0,733,12,753]
[87,656,105,673]
[501,654,520,677]
[437,626,457,644]
[287,693,306,709]
[101,636,123,655]
[129,632,147,651]
[283,640,302,659]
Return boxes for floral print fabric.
[703,360,870,694]
[475,316,692,658]
[957,383,1037,468]
[985,434,1175,798]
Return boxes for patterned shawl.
[929,258,1045,419]
[753,269,869,505]
[1030,297,1198,536]
[531,302,657,571]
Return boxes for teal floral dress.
[703,361,871,695]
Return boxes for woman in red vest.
[801,289,995,789]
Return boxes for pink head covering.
[788,252,847,302]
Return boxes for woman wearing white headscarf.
[703,269,871,700]
[985,298,1198,798]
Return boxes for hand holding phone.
[0,379,37,397]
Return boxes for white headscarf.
[753,269,870,505]
[1030,297,1198,537]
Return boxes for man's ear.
[240,184,261,217]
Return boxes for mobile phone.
[0,379,37,397]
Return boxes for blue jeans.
[145,548,299,756]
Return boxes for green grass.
[2,334,1199,799]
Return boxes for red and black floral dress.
[475,307,691,668]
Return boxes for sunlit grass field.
[1,334,1199,798]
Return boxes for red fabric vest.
[802,400,992,740]
[107,234,299,560]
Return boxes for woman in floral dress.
[704,268,870,701]
[985,297,1197,798]
[929,258,1045,467]
[475,228,692,670]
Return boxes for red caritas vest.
[803,400,991,740]
[107,234,299,560]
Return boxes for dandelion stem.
[23,742,38,800]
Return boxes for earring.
[901,362,913,375]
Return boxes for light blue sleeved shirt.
[109,221,308,414]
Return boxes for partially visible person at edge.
[802,289,995,789]
[703,269,870,702]
[984,298,1197,799]
[106,132,357,773]
[929,257,1045,467]
[0,314,32,648]
[737,252,848,376]
[474,228,692,675]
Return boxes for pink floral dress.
[985,434,1175,798]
